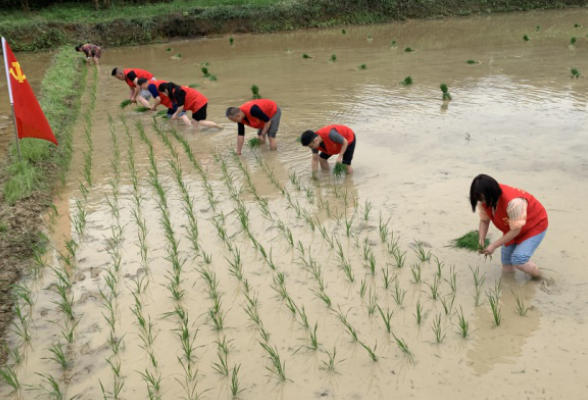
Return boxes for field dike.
[0,48,86,364]
[0,0,586,51]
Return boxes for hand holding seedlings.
[226,99,282,154]
[299,125,356,175]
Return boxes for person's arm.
[170,90,186,119]
[250,105,271,136]
[312,152,320,173]
[477,202,490,248]
[337,139,349,163]
[132,78,142,100]
[481,198,527,255]
[126,71,138,101]
[236,123,245,155]
[327,129,347,162]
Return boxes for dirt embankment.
[1,0,586,51]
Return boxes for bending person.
[111,67,155,108]
[225,99,281,155]
[159,82,222,130]
[137,78,184,119]
[75,43,102,65]
[299,125,356,175]
[470,174,548,279]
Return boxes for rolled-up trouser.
[501,230,546,266]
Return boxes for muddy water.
[3,9,588,400]
[0,51,53,156]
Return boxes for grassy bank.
[0,47,85,364]
[0,0,586,51]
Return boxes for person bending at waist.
[300,124,357,175]
[75,44,101,65]
[137,78,184,119]
[470,174,548,279]
[111,67,155,108]
[158,82,222,130]
[225,99,281,155]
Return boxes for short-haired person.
[158,82,222,130]
[137,78,184,119]
[225,99,281,155]
[75,44,101,65]
[300,125,356,175]
[111,67,155,108]
[470,174,548,279]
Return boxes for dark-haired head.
[469,174,501,212]
[75,45,82,52]
[300,130,317,147]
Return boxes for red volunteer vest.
[124,68,154,88]
[149,80,172,108]
[316,125,355,155]
[240,99,277,129]
[180,87,208,112]
[482,184,548,246]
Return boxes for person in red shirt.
[299,125,356,175]
[470,174,548,279]
[111,67,155,108]
[75,44,101,65]
[137,78,186,120]
[225,99,281,155]
[158,82,222,130]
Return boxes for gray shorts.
[139,89,152,100]
[257,107,281,138]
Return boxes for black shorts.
[192,103,208,121]
[319,136,356,165]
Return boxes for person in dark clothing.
[75,44,102,65]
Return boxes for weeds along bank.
[0,0,586,51]
[0,48,85,363]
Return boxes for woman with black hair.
[470,174,548,279]
[158,82,222,130]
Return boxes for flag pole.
[2,37,22,161]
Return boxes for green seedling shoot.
[405,47,414,52]
[251,84,261,99]
[523,34,530,41]
[402,76,413,85]
[358,64,367,70]
[571,37,577,46]
[333,162,348,177]
[302,53,313,59]
[467,60,479,64]
[229,36,234,45]
[330,54,337,62]
[571,68,580,78]
[440,83,452,101]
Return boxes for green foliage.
[342,29,346,34]
[467,59,478,64]
[570,37,577,46]
[333,162,348,177]
[440,83,452,101]
[391,39,397,47]
[358,63,367,70]
[119,99,132,109]
[251,84,261,99]
[229,36,234,45]
[402,76,413,85]
[523,34,530,41]
[571,68,580,78]
[451,230,489,251]
[302,53,313,59]
[248,138,261,148]
[330,54,337,62]
[405,47,414,52]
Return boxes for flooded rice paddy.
[2,9,588,400]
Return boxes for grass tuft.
[333,162,348,177]
[302,53,313,59]
[571,68,580,78]
[358,63,367,70]
[405,47,414,52]
[402,76,413,85]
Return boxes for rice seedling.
[229,36,234,45]
[377,305,393,333]
[467,59,479,64]
[138,368,162,395]
[302,53,313,59]
[523,34,530,41]
[455,306,469,338]
[212,349,229,376]
[434,256,445,279]
[187,83,200,89]
[427,276,441,300]
[392,334,414,362]
[230,365,243,397]
[330,54,337,62]
[445,265,457,293]
[440,294,455,315]
[172,53,182,59]
[392,247,407,269]
[407,263,421,284]
[32,373,67,400]
[0,366,20,393]
[571,68,580,78]
[379,214,391,242]
[259,342,286,381]
[342,29,346,34]
[413,242,431,262]
[512,290,530,316]
[440,83,452,101]
[119,99,132,109]
[405,47,414,52]
[571,37,577,46]
[392,279,406,306]
[308,323,319,350]
[574,23,581,28]
[360,341,378,361]
[248,137,261,149]
[333,162,348,177]
[166,47,173,51]
[367,34,373,41]
[402,76,413,85]
[359,279,367,298]
[432,314,445,343]
[414,300,423,325]
[334,307,359,342]
[487,284,502,326]
[45,342,69,370]
[391,39,397,47]
[367,289,378,316]
[320,347,343,372]
[4,344,22,367]
[358,64,367,70]
[251,84,261,99]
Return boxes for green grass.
[358,63,367,70]
[451,230,489,252]
[571,68,580,78]
[466,59,478,64]
[523,34,530,41]
[402,76,413,85]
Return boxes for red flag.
[2,37,58,145]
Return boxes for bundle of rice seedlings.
[440,83,452,101]
[333,163,348,178]
[358,64,367,70]
[451,231,489,252]
[251,85,261,99]
[402,76,413,85]
[571,68,580,78]
[248,138,261,148]
[119,99,132,109]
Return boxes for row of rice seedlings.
[335,239,355,283]
[232,153,272,220]
[81,67,99,188]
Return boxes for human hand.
[130,97,137,104]
[150,107,157,112]
[236,150,242,155]
[337,155,343,163]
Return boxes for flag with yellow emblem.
[2,37,58,145]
